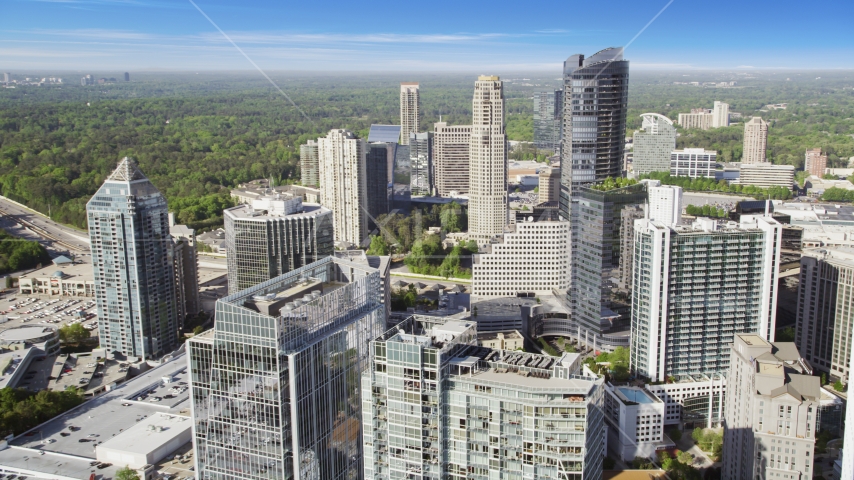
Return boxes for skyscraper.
[569,182,646,350]
[409,131,433,196]
[842,345,854,478]
[362,316,605,480]
[722,335,819,480]
[533,89,563,153]
[712,101,729,128]
[87,157,179,359]
[805,147,827,177]
[169,220,200,318]
[630,215,782,382]
[433,122,472,196]
[559,47,630,220]
[632,113,676,176]
[224,194,333,294]
[365,143,392,226]
[318,129,367,246]
[2,73,9,84]
[399,82,420,145]
[795,247,854,383]
[468,75,507,242]
[743,116,769,164]
[123,72,130,82]
[300,139,319,187]
[188,255,385,480]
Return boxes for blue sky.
[2,0,853,71]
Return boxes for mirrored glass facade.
[189,256,385,480]
[87,157,179,359]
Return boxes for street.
[0,196,90,254]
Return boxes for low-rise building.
[230,179,320,205]
[95,413,193,469]
[805,175,854,198]
[538,167,560,203]
[18,262,95,298]
[736,162,794,189]
[477,330,524,350]
[604,384,670,461]
[670,148,717,178]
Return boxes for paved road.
[0,196,90,253]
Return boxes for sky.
[2,0,853,72]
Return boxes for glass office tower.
[559,48,630,220]
[533,89,563,153]
[188,256,386,480]
[409,132,434,196]
[87,157,179,359]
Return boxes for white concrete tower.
[318,129,367,246]
[399,82,420,145]
[743,116,769,164]
[468,75,507,242]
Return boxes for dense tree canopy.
[0,387,84,436]
[0,228,51,274]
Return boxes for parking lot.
[0,295,98,336]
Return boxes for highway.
[0,196,90,254]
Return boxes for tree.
[115,466,140,480]
[677,451,694,465]
[58,323,89,344]
[834,380,844,392]
[777,326,795,342]
[668,428,683,441]
[366,235,389,255]
[821,373,828,385]
[193,325,204,335]
[4,276,13,289]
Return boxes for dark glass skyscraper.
[558,48,630,220]
[87,157,179,359]
[533,89,563,153]
[409,131,433,196]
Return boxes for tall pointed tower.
[87,157,179,359]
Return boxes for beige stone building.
[318,129,368,246]
[399,82,420,145]
[468,76,507,242]
[737,162,794,189]
[433,122,472,196]
[477,330,524,350]
[743,116,769,164]
[537,167,560,203]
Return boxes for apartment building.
[533,90,563,153]
[300,139,319,187]
[538,167,560,203]
[630,216,782,382]
[86,157,179,359]
[603,384,667,461]
[433,122,472,196]
[223,194,333,294]
[472,217,570,297]
[318,129,368,246]
[400,82,420,145]
[410,131,433,196]
[712,101,730,128]
[743,117,769,164]
[677,109,713,130]
[795,247,854,383]
[362,316,605,480]
[805,148,828,177]
[722,335,819,480]
[188,256,386,480]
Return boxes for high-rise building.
[86,157,179,359]
[559,47,630,219]
[123,72,130,82]
[2,73,9,84]
[409,132,433,196]
[569,182,647,350]
[805,147,828,177]
[365,144,391,225]
[399,82,420,145]
[670,148,717,178]
[630,215,782,382]
[468,75,507,241]
[795,247,854,383]
[677,109,713,131]
[533,90,563,153]
[362,316,605,480]
[842,345,854,478]
[538,167,560,203]
[300,139,319,187]
[318,129,368,246]
[743,116,769,164]
[472,216,570,297]
[737,163,794,189]
[169,219,200,318]
[616,204,645,294]
[433,122,472,196]
[81,74,93,86]
[223,194,333,294]
[632,113,676,175]
[722,334,819,480]
[188,256,385,480]
[712,101,730,128]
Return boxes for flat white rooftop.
[96,412,191,456]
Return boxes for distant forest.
[1,70,853,229]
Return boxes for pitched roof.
[107,157,147,182]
